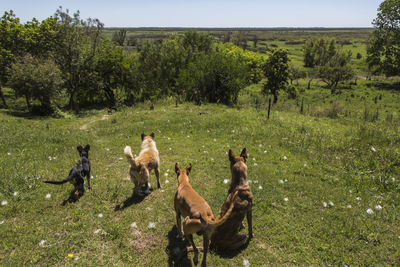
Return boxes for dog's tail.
[124,146,136,165]
[43,175,73,185]
[201,191,239,227]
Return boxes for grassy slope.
[1,89,400,265]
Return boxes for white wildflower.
[231,130,235,133]
[349,190,352,194]
[248,180,252,184]
[322,202,327,208]
[283,156,287,160]
[304,163,307,167]
[279,180,284,184]
[148,222,156,229]
[204,151,207,153]
[94,229,102,234]
[391,177,396,182]
[168,137,171,140]
[356,197,361,201]
[371,146,376,152]
[259,144,263,148]
[223,179,229,184]
[284,197,289,202]
[74,257,79,261]
[0,220,4,224]
[48,156,52,161]
[254,163,258,166]
[146,207,152,211]
[347,205,352,208]
[119,157,123,160]
[39,240,46,247]
[187,135,190,138]
[207,130,210,133]
[375,205,383,211]
[211,158,214,161]
[264,150,267,153]
[252,158,256,161]
[106,148,110,151]
[165,180,169,184]
[258,185,263,190]
[13,192,18,196]
[366,208,374,215]
[329,201,334,207]
[7,152,11,155]
[98,213,103,218]
[169,147,172,150]
[160,190,165,193]
[164,173,168,177]
[45,194,51,199]
[243,259,250,267]
[167,169,170,172]
[213,138,216,142]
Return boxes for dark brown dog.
[174,163,237,267]
[210,148,253,251]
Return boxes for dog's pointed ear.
[175,163,180,174]
[186,164,192,175]
[150,132,155,139]
[84,144,90,151]
[141,133,145,141]
[240,148,247,162]
[77,145,83,153]
[229,149,235,162]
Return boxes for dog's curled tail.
[124,146,135,165]
[202,191,239,227]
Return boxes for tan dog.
[124,133,161,196]
[174,163,237,267]
[210,148,253,251]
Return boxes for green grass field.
[1,79,400,265]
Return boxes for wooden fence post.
[267,98,271,119]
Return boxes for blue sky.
[1,0,384,28]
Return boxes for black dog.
[44,145,91,200]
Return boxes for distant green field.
[104,28,372,75]
[1,77,399,265]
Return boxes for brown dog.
[210,148,253,251]
[124,133,161,196]
[174,163,237,267]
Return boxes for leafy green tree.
[367,0,400,76]
[318,50,354,93]
[112,28,127,46]
[0,11,25,107]
[177,49,248,105]
[53,7,104,110]
[263,49,290,104]
[8,55,62,112]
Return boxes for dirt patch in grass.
[129,229,159,255]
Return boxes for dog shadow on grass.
[114,193,147,211]
[61,190,85,206]
[211,237,251,259]
[166,225,192,267]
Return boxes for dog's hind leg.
[247,206,253,238]
[155,167,161,188]
[186,234,199,266]
[201,232,210,267]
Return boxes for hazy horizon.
[1,0,384,28]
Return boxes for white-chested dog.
[124,133,161,196]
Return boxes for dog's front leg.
[86,173,91,190]
[186,234,199,266]
[175,211,183,239]
[247,206,253,239]
[155,167,161,188]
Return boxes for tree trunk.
[0,84,7,108]
[68,90,76,110]
[273,92,278,104]
[25,96,31,111]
